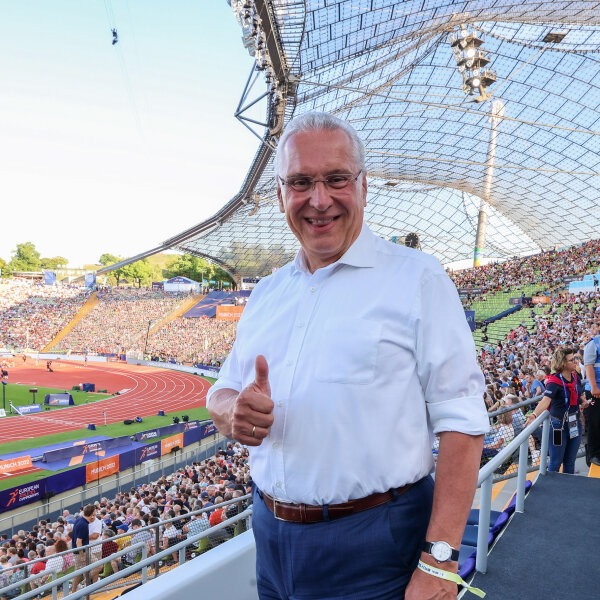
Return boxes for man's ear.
[277,180,285,213]
[362,171,368,207]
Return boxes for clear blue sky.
[0,0,263,267]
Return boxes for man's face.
[277,128,367,272]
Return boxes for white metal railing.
[475,410,550,573]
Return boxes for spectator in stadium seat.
[160,513,180,565]
[90,529,120,582]
[126,519,153,564]
[504,394,540,464]
[207,111,489,600]
[45,539,67,578]
[182,511,210,542]
[0,556,11,589]
[1,559,26,600]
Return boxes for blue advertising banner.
[199,422,217,439]
[42,436,131,463]
[183,428,203,446]
[44,393,74,406]
[135,442,161,464]
[84,273,96,288]
[16,404,42,415]
[119,449,137,471]
[464,310,475,332]
[134,422,185,442]
[44,271,56,285]
[0,480,45,513]
[45,467,86,495]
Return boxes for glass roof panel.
[172,1,600,277]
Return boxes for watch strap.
[422,541,460,562]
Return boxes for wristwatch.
[422,540,459,563]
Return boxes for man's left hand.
[405,557,457,600]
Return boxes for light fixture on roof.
[404,233,421,250]
[449,25,496,102]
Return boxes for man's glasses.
[278,170,362,193]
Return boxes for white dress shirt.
[207,224,488,504]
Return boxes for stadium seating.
[0,279,91,351]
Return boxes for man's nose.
[308,181,333,211]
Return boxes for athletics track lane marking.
[0,363,210,441]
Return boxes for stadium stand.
[56,289,192,355]
[0,443,251,597]
[0,280,91,352]
[146,318,237,366]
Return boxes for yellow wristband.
[417,560,486,598]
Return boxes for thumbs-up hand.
[232,355,274,446]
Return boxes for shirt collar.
[291,223,376,275]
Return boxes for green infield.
[0,383,111,413]
[0,405,212,491]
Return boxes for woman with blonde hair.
[526,345,591,473]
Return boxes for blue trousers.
[548,416,582,474]
[252,477,434,600]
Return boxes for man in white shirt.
[207,111,488,600]
[88,512,103,564]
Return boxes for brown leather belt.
[261,483,414,524]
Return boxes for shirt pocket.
[314,317,382,384]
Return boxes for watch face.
[432,541,452,562]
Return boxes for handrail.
[8,494,252,574]
[475,410,550,574]
[0,541,147,599]
[487,394,541,418]
[3,508,252,600]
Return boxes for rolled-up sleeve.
[415,264,489,435]
[583,340,597,366]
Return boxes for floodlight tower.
[474,100,505,267]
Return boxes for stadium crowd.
[479,291,600,386]
[450,238,600,293]
[60,289,190,355]
[146,318,237,366]
[0,279,91,352]
[0,444,251,595]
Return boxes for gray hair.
[275,111,366,174]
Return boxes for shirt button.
[278,401,284,407]
[285,359,293,367]
[276,481,282,488]
[272,442,279,449]
[310,286,317,293]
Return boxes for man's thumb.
[254,355,270,393]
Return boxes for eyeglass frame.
[277,170,363,193]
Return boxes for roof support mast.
[474,99,505,267]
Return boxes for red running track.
[0,361,211,442]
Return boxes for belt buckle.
[272,500,285,521]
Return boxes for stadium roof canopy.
[153,1,600,277]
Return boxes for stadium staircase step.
[148,293,205,335]
[468,471,600,599]
[42,291,99,352]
